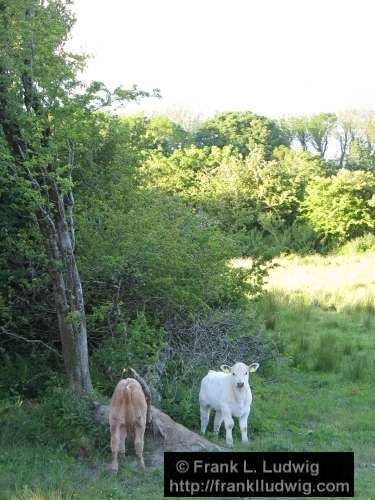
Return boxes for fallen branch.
[92,402,227,465]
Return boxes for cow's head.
[220,361,260,389]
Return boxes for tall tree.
[335,112,356,168]
[306,113,337,158]
[281,116,309,151]
[194,111,289,158]
[345,111,375,172]
[0,0,151,393]
[283,113,336,159]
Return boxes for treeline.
[112,110,375,254]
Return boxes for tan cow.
[109,377,147,473]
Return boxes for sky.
[69,0,375,119]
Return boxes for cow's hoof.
[108,465,118,475]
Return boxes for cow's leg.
[213,410,223,435]
[239,411,249,443]
[200,404,211,434]
[119,425,127,455]
[222,409,234,447]
[134,423,145,470]
[110,422,121,473]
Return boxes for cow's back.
[199,371,230,409]
[109,378,147,431]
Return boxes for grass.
[264,252,375,379]
[250,250,375,498]
[1,250,374,498]
[267,251,375,313]
[0,402,164,500]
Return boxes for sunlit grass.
[267,252,375,313]
[252,252,375,378]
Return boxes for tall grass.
[335,233,375,255]
[252,250,375,381]
[11,488,74,500]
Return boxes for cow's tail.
[122,383,141,427]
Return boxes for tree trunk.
[339,128,350,168]
[37,185,93,394]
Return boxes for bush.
[245,220,317,258]
[0,349,60,399]
[302,170,375,245]
[0,385,108,455]
[78,191,258,322]
[91,312,166,396]
[39,386,108,453]
[336,233,375,255]
[192,146,322,242]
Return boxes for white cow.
[199,361,259,447]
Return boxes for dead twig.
[127,367,152,425]
[0,327,62,358]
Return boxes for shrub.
[91,312,166,396]
[302,170,375,245]
[194,146,322,243]
[39,386,108,453]
[245,220,317,258]
[336,233,375,255]
[79,191,258,322]
[0,349,60,399]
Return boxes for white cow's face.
[230,362,249,390]
[220,361,260,390]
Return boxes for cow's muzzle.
[237,382,244,388]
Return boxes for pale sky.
[69,0,375,119]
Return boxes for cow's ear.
[220,364,231,373]
[248,363,260,373]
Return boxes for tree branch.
[0,327,62,358]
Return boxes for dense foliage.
[303,170,375,243]
[194,111,289,157]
